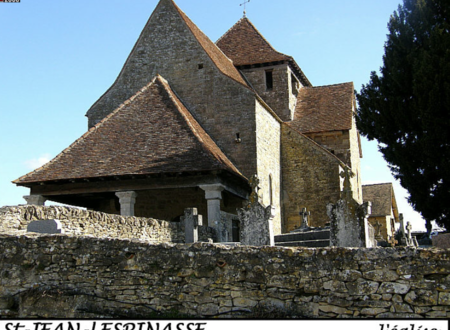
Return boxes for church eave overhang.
[16,168,248,189]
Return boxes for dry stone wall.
[0,205,214,244]
[0,232,449,319]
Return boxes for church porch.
[23,171,249,228]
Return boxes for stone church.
[14,0,374,239]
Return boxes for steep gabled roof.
[171,1,248,88]
[289,82,354,134]
[15,75,244,186]
[216,17,311,87]
[362,183,399,220]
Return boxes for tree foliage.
[356,0,450,230]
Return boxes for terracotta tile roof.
[289,82,354,133]
[216,17,311,87]
[171,0,249,88]
[362,183,398,218]
[14,75,244,185]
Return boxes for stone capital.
[115,191,138,216]
[199,184,225,200]
[23,195,46,206]
[115,191,138,203]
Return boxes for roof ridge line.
[362,182,393,186]
[243,17,291,59]
[307,81,354,89]
[171,1,249,89]
[215,17,246,45]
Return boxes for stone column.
[23,195,46,206]
[115,191,138,216]
[200,184,224,241]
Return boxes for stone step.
[276,239,330,248]
[275,229,330,243]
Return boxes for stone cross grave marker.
[399,213,405,236]
[374,221,383,239]
[406,221,413,244]
[299,207,310,229]
[184,208,203,243]
[388,235,398,247]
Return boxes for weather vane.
[240,0,250,17]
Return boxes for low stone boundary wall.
[0,234,449,318]
[433,233,450,249]
[0,205,214,244]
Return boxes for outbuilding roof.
[362,183,399,220]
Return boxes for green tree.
[356,0,450,230]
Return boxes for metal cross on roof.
[240,0,250,17]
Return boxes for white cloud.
[24,153,52,170]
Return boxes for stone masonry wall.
[241,64,296,122]
[281,125,343,231]
[255,101,282,235]
[0,205,214,244]
[0,234,449,318]
[304,117,363,204]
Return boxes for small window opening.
[265,70,273,90]
[235,133,242,143]
[198,63,204,70]
[269,174,273,206]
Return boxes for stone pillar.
[199,184,224,242]
[23,195,46,206]
[115,191,138,216]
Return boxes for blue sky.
[1,0,429,231]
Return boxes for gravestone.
[374,221,383,241]
[327,167,373,247]
[237,174,275,246]
[184,208,203,243]
[405,221,419,247]
[27,220,63,234]
[299,207,310,229]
